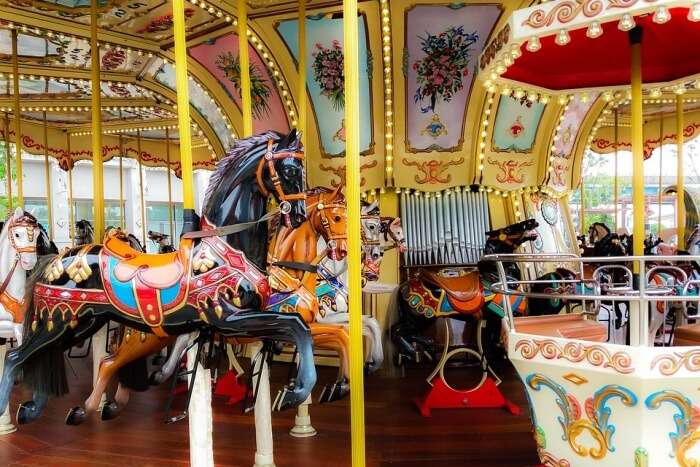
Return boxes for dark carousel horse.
[74,219,94,246]
[0,130,317,426]
[148,230,175,254]
[392,219,577,364]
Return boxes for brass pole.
[237,0,253,137]
[580,181,585,233]
[42,112,53,239]
[118,134,125,229]
[136,130,147,244]
[66,132,75,244]
[298,0,307,148]
[90,0,105,241]
[658,112,663,235]
[630,27,645,261]
[614,108,619,230]
[677,95,685,246]
[3,114,11,212]
[11,29,23,206]
[165,128,174,240]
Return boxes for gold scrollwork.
[522,0,604,28]
[651,349,700,376]
[515,339,634,374]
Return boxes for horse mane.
[203,131,287,215]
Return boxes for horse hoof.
[17,401,38,425]
[273,386,305,411]
[64,406,86,426]
[325,381,350,403]
[100,401,120,421]
[317,385,331,404]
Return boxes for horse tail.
[20,255,69,397]
[117,357,150,392]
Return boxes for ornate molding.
[651,349,700,376]
[522,0,604,29]
[514,339,634,374]
[401,157,464,184]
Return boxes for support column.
[658,114,663,235]
[166,128,174,239]
[630,26,644,262]
[118,134,125,229]
[614,108,619,230]
[343,0,367,465]
[187,334,214,467]
[677,95,685,247]
[136,130,147,244]
[66,132,75,244]
[238,0,253,137]
[42,112,53,239]
[11,30,23,206]
[90,0,104,241]
[0,344,16,435]
[251,341,275,467]
[298,0,307,148]
[3,115,11,212]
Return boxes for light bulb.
[555,29,570,46]
[653,5,671,23]
[618,14,635,31]
[586,21,603,38]
[690,3,700,21]
[526,36,541,52]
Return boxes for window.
[24,198,49,230]
[145,202,183,252]
[72,200,124,230]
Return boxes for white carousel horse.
[0,208,40,434]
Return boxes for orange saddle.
[99,233,193,331]
[421,268,484,314]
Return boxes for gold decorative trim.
[515,338,634,374]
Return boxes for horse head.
[307,185,348,261]
[686,224,700,255]
[4,207,40,271]
[381,216,407,253]
[588,222,611,245]
[74,219,94,246]
[484,218,539,254]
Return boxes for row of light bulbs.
[477,93,496,175]
[546,96,572,178]
[0,105,163,113]
[380,0,395,181]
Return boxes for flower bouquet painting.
[216,51,272,118]
[412,26,478,114]
[312,40,345,111]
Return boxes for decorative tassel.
[199,309,209,324]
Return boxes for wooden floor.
[0,354,539,466]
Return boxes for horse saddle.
[99,233,193,331]
[422,268,483,312]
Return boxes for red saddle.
[417,268,484,315]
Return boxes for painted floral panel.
[554,92,599,159]
[405,4,500,152]
[277,13,373,157]
[492,95,545,153]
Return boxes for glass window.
[145,202,183,252]
[72,200,125,231]
[24,198,49,229]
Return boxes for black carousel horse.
[148,230,176,254]
[392,219,577,364]
[74,219,94,246]
[0,130,318,425]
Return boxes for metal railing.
[481,253,700,347]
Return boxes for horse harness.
[256,139,305,216]
[0,213,38,322]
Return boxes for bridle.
[256,139,305,215]
[0,214,39,319]
[7,214,38,255]
[361,215,381,247]
[307,198,347,254]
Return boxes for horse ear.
[13,207,23,219]
[331,183,343,198]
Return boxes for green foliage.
[0,142,17,220]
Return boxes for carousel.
[1,0,700,466]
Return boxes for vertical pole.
[343,1,366,465]
[298,0,307,148]
[677,95,685,247]
[118,134,125,229]
[11,30,23,206]
[237,0,253,137]
[614,108,619,230]
[658,113,663,235]
[90,0,104,241]
[172,2,212,466]
[66,132,75,244]
[42,112,53,239]
[3,115,12,212]
[630,27,644,263]
[136,130,147,245]
[166,128,174,239]
[580,181,585,233]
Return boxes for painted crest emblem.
[421,114,448,139]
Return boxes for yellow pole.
[298,0,307,148]
[166,128,174,239]
[614,108,619,230]
[658,113,663,235]
[91,0,104,241]
[11,30,23,206]
[66,132,75,243]
[237,0,253,137]
[42,112,53,239]
[580,181,585,233]
[137,130,147,244]
[343,1,365,464]
[630,27,644,262]
[677,95,685,247]
[173,0,195,212]
[118,134,125,229]
[3,115,12,212]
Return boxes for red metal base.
[413,377,521,417]
[214,370,248,405]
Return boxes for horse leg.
[312,333,350,403]
[362,316,384,372]
[150,333,191,385]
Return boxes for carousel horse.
[0,209,41,344]
[0,131,318,426]
[148,230,175,254]
[392,219,578,364]
[84,185,350,417]
[74,219,94,246]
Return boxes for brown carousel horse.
[77,185,350,421]
[0,131,319,426]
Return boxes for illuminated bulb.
[653,5,671,24]
[586,21,603,38]
[540,95,550,104]
[580,92,589,103]
[650,88,662,98]
[511,45,522,59]
[689,3,700,21]
[526,36,541,52]
[618,14,635,31]
[501,87,511,96]
[555,29,570,46]
[514,89,525,99]
[558,95,568,105]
